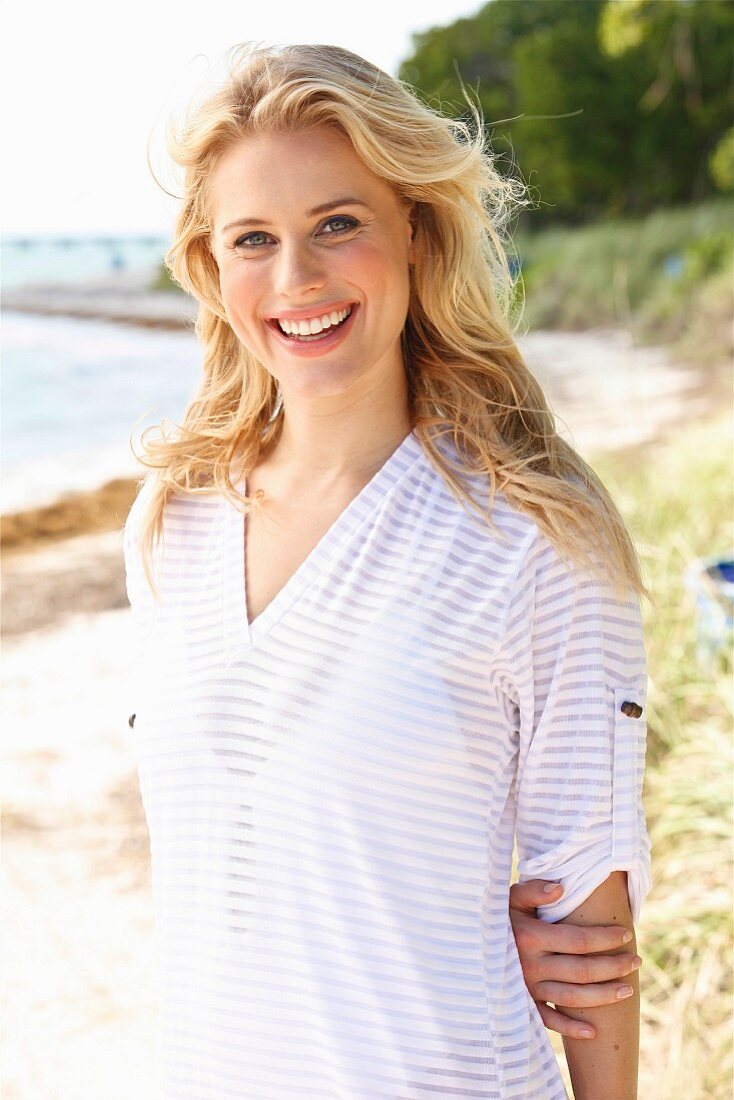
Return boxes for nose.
[273,238,327,299]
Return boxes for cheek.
[346,239,394,278]
[220,263,257,302]
[219,266,265,332]
[344,242,411,306]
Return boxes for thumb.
[509,878,564,913]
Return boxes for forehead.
[208,128,395,227]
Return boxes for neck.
[258,377,413,493]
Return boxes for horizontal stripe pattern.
[124,429,651,1099]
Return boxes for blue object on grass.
[663,253,684,279]
[685,553,734,666]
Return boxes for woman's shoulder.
[124,473,225,544]
[436,464,640,621]
[427,437,622,595]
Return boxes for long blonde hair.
[132,41,648,604]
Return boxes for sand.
[3,608,162,1099]
[2,319,728,1098]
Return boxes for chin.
[278,362,368,400]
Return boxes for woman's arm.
[555,871,640,1100]
[509,878,642,1040]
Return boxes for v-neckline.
[222,428,424,655]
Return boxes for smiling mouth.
[268,303,357,342]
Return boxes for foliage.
[398,0,734,223]
[600,0,653,56]
[709,125,734,192]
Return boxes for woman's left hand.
[509,878,643,1040]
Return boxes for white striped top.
[123,427,652,1100]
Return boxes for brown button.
[620,701,643,719]
[128,713,136,728]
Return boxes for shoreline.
[1,477,140,556]
[3,268,197,330]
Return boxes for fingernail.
[622,930,633,943]
[543,882,562,894]
[579,1028,594,1038]
[617,985,634,999]
[631,956,643,970]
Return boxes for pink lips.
[267,300,357,324]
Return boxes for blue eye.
[321,215,358,234]
[234,231,269,249]
[233,214,358,250]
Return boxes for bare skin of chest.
[243,485,365,627]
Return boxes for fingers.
[509,879,564,913]
[510,910,634,954]
[533,978,637,1009]
[534,1000,596,1040]
[534,952,643,988]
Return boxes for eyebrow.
[220,198,371,235]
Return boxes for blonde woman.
[124,43,651,1099]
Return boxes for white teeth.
[276,305,352,336]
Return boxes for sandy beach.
[2,285,729,1097]
[3,606,162,1100]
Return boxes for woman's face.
[208,126,415,403]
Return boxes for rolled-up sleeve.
[501,530,652,924]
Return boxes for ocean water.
[2,311,202,513]
[2,235,170,290]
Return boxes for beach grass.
[593,413,733,1099]
[513,199,733,368]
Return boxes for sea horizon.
[2,233,171,291]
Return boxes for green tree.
[709,126,734,192]
[599,0,734,198]
[398,0,734,222]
